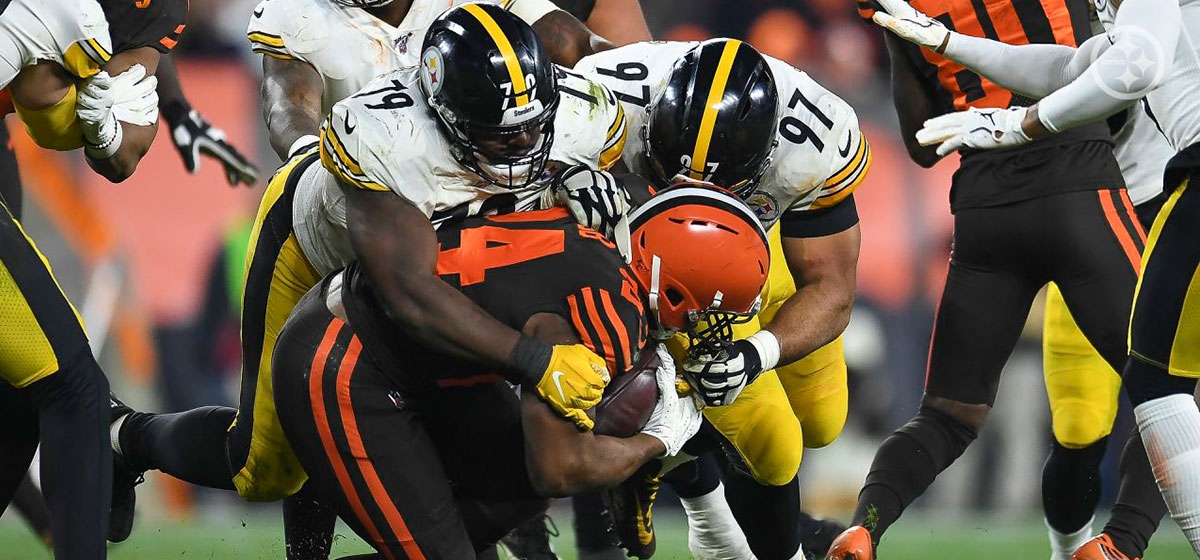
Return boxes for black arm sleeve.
[779,195,860,239]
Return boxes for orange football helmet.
[627,183,771,345]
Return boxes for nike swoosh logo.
[253,6,264,17]
[551,371,567,403]
[838,130,852,158]
[344,112,356,134]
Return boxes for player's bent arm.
[884,34,943,168]
[88,47,162,183]
[1024,0,1179,138]
[582,0,651,46]
[533,10,615,68]
[769,221,861,364]
[343,186,525,366]
[261,56,323,160]
[940,34,1093,99]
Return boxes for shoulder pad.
[552,67,627,170]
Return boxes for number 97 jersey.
[576,41,871,231]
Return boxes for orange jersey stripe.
[1098,191,1142,273]
[581,287,618,374]
[567,294,599,353]
[1118,190,1148,243]
[598,289,633,373]
[308,320,396,560]
[335,336,428,560]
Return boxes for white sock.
[1046,516,1092,560]
[1135,394,1200,553]
[681,483,755,560]
[110,412,129,456]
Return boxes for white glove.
[680,331,778,407]
[640,344,704,457]
[77,64,159,159]
[871,0,951,52]
[916,106,1032,156]
[549,165,631,242]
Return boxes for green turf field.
[1,510,1195,559]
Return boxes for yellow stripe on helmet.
[688,40,742,180]
[463,3,529,107]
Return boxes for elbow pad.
[13,86,84,151]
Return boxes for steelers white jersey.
[0,0,112,87]
[576,40,871,231]
[293,64,627,276]
[247,0,557,115]
[1091,0,1176,205]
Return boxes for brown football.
[593,348,661,438]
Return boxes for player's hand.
[514,338,612,431]
[77,65,158,158]
[681,339,764,407]
[641,344,704,457]
[917,106,1032,156]
[161,100,259,186]
[549,164,631,242]
[871,0,951,52]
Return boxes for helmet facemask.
[433,94,559,190]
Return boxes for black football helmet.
[644,39,779,197]
[419,3,560,188]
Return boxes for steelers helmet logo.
[421,47,444,96]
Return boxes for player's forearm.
[521,387,663,497]
[533,10,613,68]
[85,121,156,182]
[885,34,942,167]
[767,277,854,366]
[1028,1,1180,137]
[154,55,186,109]
[941,34,1081,98]
[261,57,323,160]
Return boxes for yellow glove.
[534,343,611,430]
[508,336,612,429]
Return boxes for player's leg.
[113,152,322,502]
[0,125,22,220]
[272,288,476,558]
[10,473,53,547]
[0,385,39,516]
[1040,283,1120,559]
[0,198,112,558]
[780,337,849,451]
[661,454,753,560]
[1121,178,1200,551]
[836,204,1043,555]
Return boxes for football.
[593,348,662,438]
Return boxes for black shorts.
[926,188,1143,405]
[273,280,537,559]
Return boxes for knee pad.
[706,374,803,487]
[777,339,848,449]
[1050,396,1116,449]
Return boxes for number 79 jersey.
[576,41,871,231]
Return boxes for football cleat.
[825,526,875,560]
[603,461,660,559]
[1071,534,1140,560]
[799,512,849,559]
[500,515,560,560]
[108,393,144,543]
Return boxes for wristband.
[288,135,320,159]
[85,120,123,160]
[746,330,781,371]
[506,335,554,386]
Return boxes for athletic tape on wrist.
[746,330,781,371]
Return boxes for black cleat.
[603,461,660,559]
[798,511,848,558]
[108,393,144,543]
[500,515,560,560]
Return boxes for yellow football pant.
[693,226,850,486]
[0,198,88,388]
[1042,283,1122,449]
[229,151,322,501]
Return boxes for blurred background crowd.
[0,0,1144,542]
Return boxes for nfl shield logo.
[395,32,412,54]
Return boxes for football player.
[109,2,629,548]
[577,38,868,560]
[247,0,614,162]
[832,0,1200,557]
[271,183,765,558]
[0,0,185,557]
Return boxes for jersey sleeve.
[318,80,437,212]
[810,112,871,210]
[599,85,627,170]
[246,0,301,61]
[98,0,187,54]
[552,68,628,170]
[565,273,647,376]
